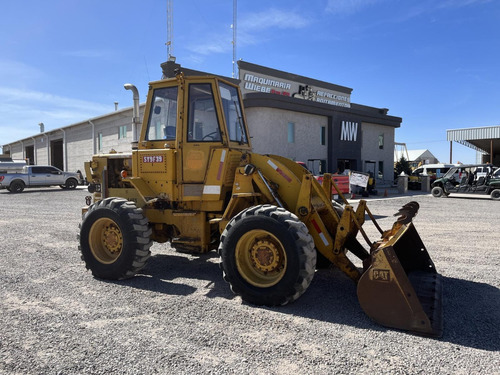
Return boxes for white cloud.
[325,0,491,16]
[392,0,493,23]
[0,87,109,113]
[185,8,311,58]
[0,59,114,145]
[325,0,381,15]
[0,59,45,85]
[239,8,311,31]
[437,0,492,8]
[186,38,230,56]
[0,87,111,144]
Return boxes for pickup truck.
[0,165,82,193]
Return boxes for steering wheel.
[202,131,219,141]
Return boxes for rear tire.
[219,204,316,306]
[431,186,443,198]
[10,181,25,193]
[79,198,152,280]
[491,189,500,201]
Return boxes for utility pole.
[166,0,174,60]
[232,0,237,78]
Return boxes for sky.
[1,0,498,164]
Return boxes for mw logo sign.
[340,121,358,142]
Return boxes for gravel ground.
[0,187,498,374]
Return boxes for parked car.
[431,164,500,200]
[0,165,82,193]
[408,163,456,190]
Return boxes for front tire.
[219,205,316,306]
[491,189,500,201]
[79,198,152,280]
[431,186,444,198]
[65,178,78,189]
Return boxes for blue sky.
[1,0,498,164]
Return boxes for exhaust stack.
[124,83,140,144]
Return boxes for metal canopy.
[447,126,500,156]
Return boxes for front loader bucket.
[357,223,443,337]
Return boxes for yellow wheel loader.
[79,73,443,337]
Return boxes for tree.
[395,156,412,176]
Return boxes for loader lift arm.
[220,153,442,337]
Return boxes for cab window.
[219,82,248,144]
[145,86,178,141]
[187,84,221,142]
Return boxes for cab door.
[30,166,62,185]
[180,81,224,199]
[135,83,179,200]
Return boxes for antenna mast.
[166,0,174,59]
[232,0,237,78]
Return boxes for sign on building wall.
[239,63,351,108]
[340,121,358,141]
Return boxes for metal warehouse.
[2,60,402,183]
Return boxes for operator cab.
[141,75,250,151]
[138,74,252,188]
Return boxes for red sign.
[316,174,350,194]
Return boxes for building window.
[97,132,103,152]
[378,134,384,149]
[118,125,127,139]
[287,122,295,143]
[320,126,326,145]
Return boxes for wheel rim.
[235,229,287,288]
[89,217,123,264]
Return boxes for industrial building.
[2,60,403,183]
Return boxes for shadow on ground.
[118,250,499,351]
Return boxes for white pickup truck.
[0,165,82,193]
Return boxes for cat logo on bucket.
[373,269,390,282]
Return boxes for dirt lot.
[0,187,498,374]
